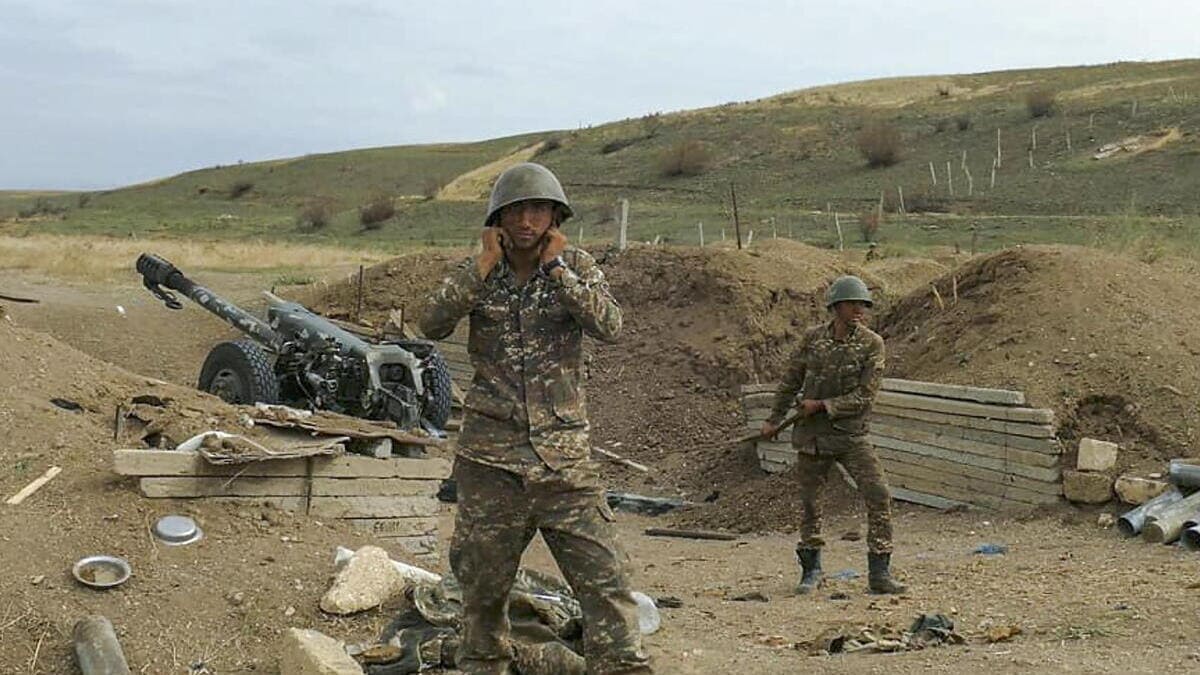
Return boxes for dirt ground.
[2,247,1199,674]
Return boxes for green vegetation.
[2,60,1198,259]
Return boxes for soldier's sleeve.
[555,253,622,343]
[766,337,808,425]
[418,257,484,340]
[824,335,885,419]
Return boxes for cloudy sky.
[1,0,1196,189]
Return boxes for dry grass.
[0,234,394,281]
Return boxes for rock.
[1114,475,1170,505]
[279,628,363,675]
[1063,470,1112,504]
[1097,513,1115,528]
[319,545,407,615]
[1077,438,1119,472]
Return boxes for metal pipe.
[1117,487,1183,536]
[1142,490,1200,543]
[1182,524,1200,552]
[1168,459,1200,489]
[73,615,132,675]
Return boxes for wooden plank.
[312,478,439,498]
[883,473,1027,511]
[5,466,62,505]
[760,458,791,474]
[881,378,1026,406]
[881,462,1058,507]
[870,432,1061,481]
[309,495,440,519]
[871,423,1060,472]
[758,447,797,464]
[873,404,1055,438]
[876,391,1054,424]
[875,447,1061,496]
[871,414,1060,455]
[208,496,309,510]
[113,450,451,480]
[388,534,438,557]
[741,392,780,410]
[890,487,970,510]
[346,516,439,538]
[139,477,308,498]
[740,383,779,395]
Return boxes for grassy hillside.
[4,60,1199,254]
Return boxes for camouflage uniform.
[766,320,894,554]
[420,248,651,675]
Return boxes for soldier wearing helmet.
[760,275,907,596]
[421,163,652,674]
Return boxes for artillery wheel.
[198,339,279,405]
[420,350,454,430]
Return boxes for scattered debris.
[729,591,769,603]
[50,397,83,412]
[972,543,1008,556]
[655,596,684,608]
[828,569,861,581]
[841,530,862,542]
[0,292,39,303]
[801,613,963,655]
[644,527,737,541]
[1097,513,1115,528]
[5,465,63,506]
[593,446,651,473]
[607,492,686,516]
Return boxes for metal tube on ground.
[1142,490,1200,543]
[1182,524,1200,551]
[1168,459,1200,489]
[73,615,132,675]
[1117,487,1184,537]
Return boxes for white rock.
[320,545,406,615]
[1114,475,1170,505]
[1063,470,1112,504]
[1077,438,1119,472]
[279,628,363,675]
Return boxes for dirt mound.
[879,245,1200,473]
[0,318,425,672]
[307,241,883,497]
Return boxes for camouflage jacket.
[767,320,885,441]
[419,247,621,472]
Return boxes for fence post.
[617,198,629,250]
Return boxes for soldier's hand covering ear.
[478,227,505,278]
[540,228,568,266]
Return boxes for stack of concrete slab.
[741,378,1063,510]
[113,449,449,562]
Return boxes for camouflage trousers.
[793,435,894,554]
[449,455,652,675]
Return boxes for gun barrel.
[136,253,282,349]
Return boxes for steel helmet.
[825,275,873,308]
[484,162,573,226]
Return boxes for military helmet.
[825,275,873,308]
[484,162,573,227]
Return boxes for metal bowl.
[152,515,203,546]
[72,555,132,589]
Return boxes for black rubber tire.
[420,350,453,430]
[198,339,279,405]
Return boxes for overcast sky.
[1,0,1196,189]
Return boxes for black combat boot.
[795,547,824,595]
[867,552,907,594]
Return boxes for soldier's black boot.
[867,552,907,594]
[795,547,824,595]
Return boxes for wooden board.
[873,420,1060,468]
[311,478,439,497]
[890,487,970,510]
[346,516,438,538]
[880,378,1026,406]
[387,534,438,557]
[741,392,780,410]
[871,414,1060,455]
[140,477,307,498]
[207,496,309,510]
[880,457,1059,505]
[758,447,798,465]
[874,447,1061,496]
[872,404,1055,439]
[740,383,779,395]
[880,465,1057,509]
[876,391,1054,425]
[114,450,451,480]
[869,433,1061,482]
[309,495,440,519]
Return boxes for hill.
[4,60,1199,253]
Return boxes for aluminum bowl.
[72,555,132,589]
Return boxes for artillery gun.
[135,253,452,432]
